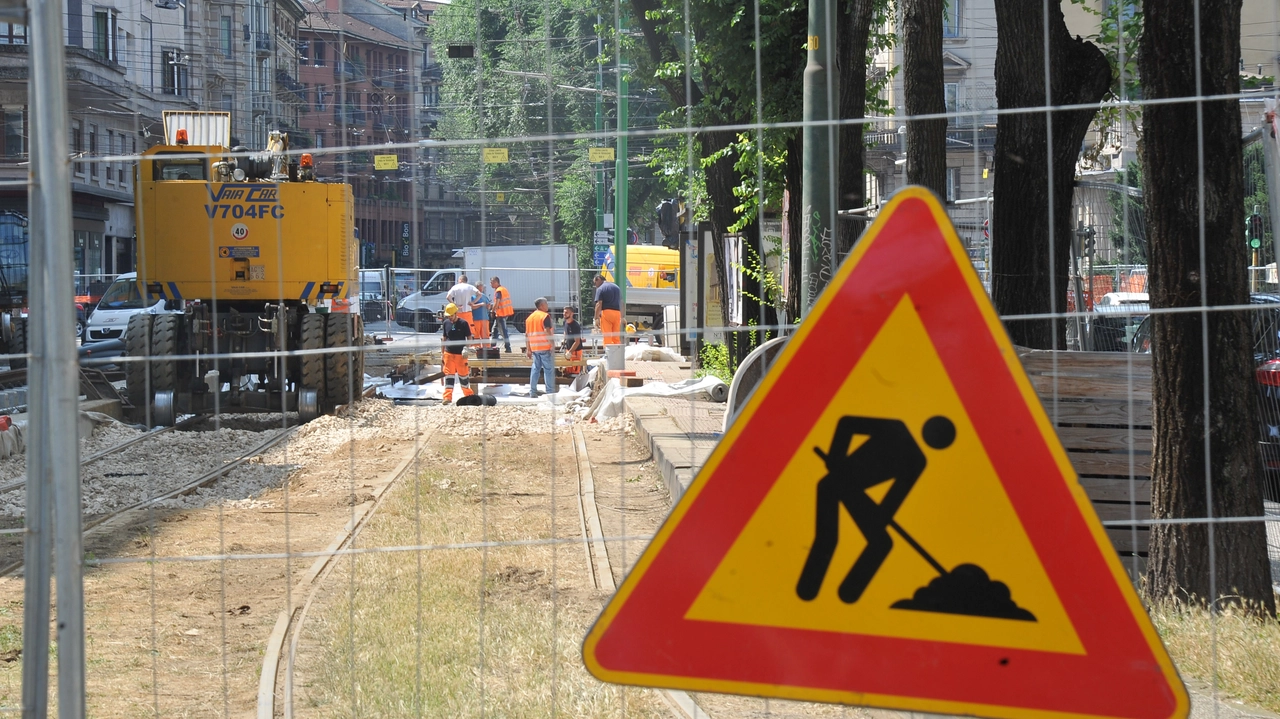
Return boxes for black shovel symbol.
[796,415,1036,622]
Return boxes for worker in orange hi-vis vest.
[593,273,622,345]
[471,288,491,346]
[562,305,583,375]
[525,297,556,398]
[490,276,514,353]
[440,303,475,405]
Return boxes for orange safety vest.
[525,310,553,352]
[493,286,514,317]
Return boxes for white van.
[84,273,178,342]
[359,269,388,322]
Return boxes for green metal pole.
[615,20,628,311]
[801,0,832,311]
[595,17,605,233]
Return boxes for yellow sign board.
[494,192,505,204]
[482,147,509,163]
[373,154,399,170]
[583,187,1187,719]
[589,147,616,163]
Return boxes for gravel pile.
[0,393,638,518]
[0,423,285,518]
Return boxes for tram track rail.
[257,434,433,719]
[0,417,303,578]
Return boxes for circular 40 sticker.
[231,223,250,240]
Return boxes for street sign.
[373,154,399,170]
[482,147,509,163]
[593,245,611,266]
[589,147,616,162]
[593,230,612,243]
[583,187,1187,719]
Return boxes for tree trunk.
[786,132,804,322]
[835,0,879,258]
[989,0,1110,348]
[1141,0,1276,615]
[902,0,947,198]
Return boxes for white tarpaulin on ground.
[593,376,729,420]
[623,345,685,363]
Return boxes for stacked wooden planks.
[1016,348,1153,561]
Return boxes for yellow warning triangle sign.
[583,188,1187,719]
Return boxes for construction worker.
[471,287,491,347]
[446,274,479,334]
[593,273,622,345]
[562,306,583,375]
[440,303,475,405]
[525,297,556,398]
[490,276,514,353]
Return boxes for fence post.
[28,0,87,715]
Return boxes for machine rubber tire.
[7,317,25,370]
[150,314,180,393]
[324,312,355,406]
[351,315,365,383]
[299,313,326,400]
[124,313,154,410]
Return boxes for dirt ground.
[0,401,443,715]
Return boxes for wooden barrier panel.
[1016,348,1153,557]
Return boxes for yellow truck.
[599,244,679,327]
[126,111,361,424]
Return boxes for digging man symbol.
[796,415,956,604]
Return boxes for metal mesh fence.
[3,0,1280,716]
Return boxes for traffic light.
[1249,214,1264,249]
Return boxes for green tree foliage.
[430,0,664,277]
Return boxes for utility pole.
[801,0,835,311]
[595,16,605,233]
[614,18,628,311]
[28,0,86,714]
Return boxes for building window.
[88,124,97,179]
[116,133,126,184]
[105,129,115,184]
[946,167,961,202]
[942,0,960,38]
[0,23,27,45]
[315,131,324,149]
[221,16,233,57]
[313,40,325,66]
[71,121,82,176]
[944,82,959,115]
[298,39,309,65]
[1,106,23,158]
[162,48,188,96]
[315,89,328,111]
[93,8,118,62]
[142,18,153,91]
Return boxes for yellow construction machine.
[126,111,361,424]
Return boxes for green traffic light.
[1251,238,1262,249]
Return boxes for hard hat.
[444,303,458,316]
[626,323,636,333]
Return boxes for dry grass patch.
[294,432,667,718]
[1150,601,1280,712]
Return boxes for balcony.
[421,62,442,83]
[254,32,273,56]
[334,106,367,126]
[333,60,366,82]
[276,69,307,102]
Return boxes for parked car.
[84,273,179,342]
[1131,292,1280,501]
[1091,292,1150,352]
